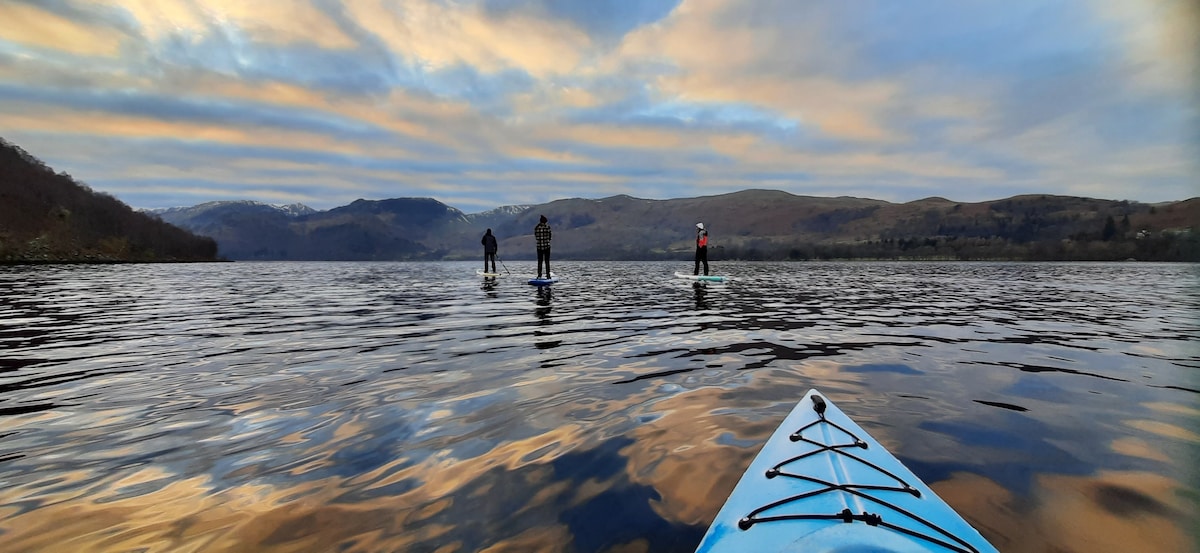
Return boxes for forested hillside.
[0,138,219,263]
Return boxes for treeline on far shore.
[519,233,1198,262]
[712,233,1198,262]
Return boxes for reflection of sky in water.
[0,261,1196,552]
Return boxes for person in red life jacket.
[694,222,709,276]
[534,215,552,279]
[481,228,498,274]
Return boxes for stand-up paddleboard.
[675,272,727,282]
[477,269,502,277]
[528,274,557,286]
[696,390,997,553]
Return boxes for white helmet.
[696,222,704,229]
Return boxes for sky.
[1,0,1197,213]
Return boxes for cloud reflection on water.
[0,261,1196,552]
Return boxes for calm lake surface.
[1,261,1196,553]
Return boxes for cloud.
[0,83,390,139]
[483,0,681,42]
[0,1,126,56]
[1090,0,1200,98]
[609,1,914,144]
[0,0,1195,211]
[342,0,593,78]
[97,0,358,49]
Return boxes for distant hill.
[150,201,320,260]
[476,191,886,259]
[0,138,219,263]
[149,201,317,221]
[151,197,464,260]
[465,204,533,229]
[486,191,1198,261]
[158,190,1199,262]
[5,136,1194,263]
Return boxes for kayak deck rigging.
[733,394,983,553]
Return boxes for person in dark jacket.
[534,215,552,278]
[481,228,498,273]
[694,222,709,276]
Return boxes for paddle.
[496,255,512,276]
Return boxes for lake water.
[0,261,1196,553]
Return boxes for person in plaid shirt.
[534,215,552,279]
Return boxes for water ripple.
[0,261,1196,552]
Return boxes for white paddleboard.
[675,272,727,282]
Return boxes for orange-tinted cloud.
[342,0,592,76]
[97,0,358,49]
[0,2,125,56]
[614,0,903,143]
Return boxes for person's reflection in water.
[535,285,553,321]
[533,286,560,350]
[693,281,709,310]
[481,277,498,297]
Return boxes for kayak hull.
[695,390,997,553]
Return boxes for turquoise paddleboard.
[696,390,997,553]
[675,272,727,282]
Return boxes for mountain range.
[150,191,1200,262]
[3,134,1195,264]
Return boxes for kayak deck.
[696,390,997,553]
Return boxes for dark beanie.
[540,215,548,223]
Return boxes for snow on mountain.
[467,205,532,221]
[146,201,316,218]
[274,203,317,217]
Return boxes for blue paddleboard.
[696,389,997,553]
[527,276,558,286]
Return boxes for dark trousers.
[537,248,551,277]
[484,252,496,273]
[694,246,708,275]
